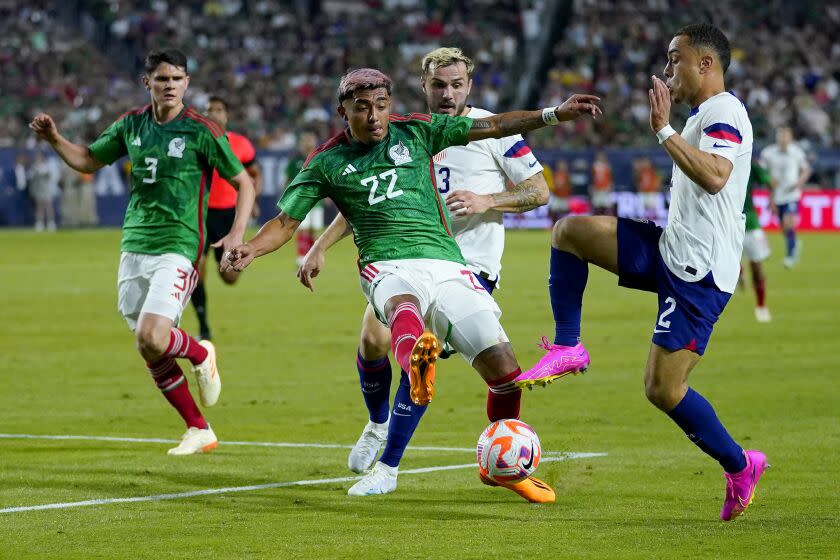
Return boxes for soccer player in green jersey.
[30,49,256,455]
[743,161,773,322]
[224,67,599,500]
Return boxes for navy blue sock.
[784,229,796,257]
[549,247,589,346]
[356,352,392,424]
[379,372,427,468]
[667,388,746,473]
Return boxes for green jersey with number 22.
[279,113,472,268]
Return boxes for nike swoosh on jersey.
[712,142,733,148]
[653,328,671,334]
[528,160,538,167]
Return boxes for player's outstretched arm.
[296,213,353,291]
[212,170,257,253]
[29,114,104,173]
[649,76,732,194]
[466,94,601,142]
[445,171,548,216]
[221,211,300,273]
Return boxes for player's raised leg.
[516,216,618,387]
[349,278,436,496]
[348,305,392,474]
[383,292,438,407]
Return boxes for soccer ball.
[476,419,541,484]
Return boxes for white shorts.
[742,228,771,262]
[299,205,324,230]
[117,252,198,330]
[360,259,508,364]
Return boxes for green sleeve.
[202,132,244,181]
[753,164,772,187]
[277,157,326,221]
[285,156,303,183]
[88,118,127,165]
[411,113,472,155]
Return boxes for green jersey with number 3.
[279,113,472,268]
[88,105,244,263]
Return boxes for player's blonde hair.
[421,47,475,79]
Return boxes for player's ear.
[337,105,348,121]
[142,75,150,91]
[699,52,714,74]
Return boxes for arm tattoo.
[490,174,547,213]
[470,120,492,129]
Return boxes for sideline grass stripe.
[0,453,606,514]
[0,433,600,455]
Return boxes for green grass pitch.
[0,228,837,559]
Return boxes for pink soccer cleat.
[514,336,590,389]
[721,449,769,521]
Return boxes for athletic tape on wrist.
[542,107,560,126]
[656,124,676,144]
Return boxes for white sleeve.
[795,145,808,170]
[697,100,747,163]
[493,135,543,185]
[758,146,770,167]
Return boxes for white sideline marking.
[0,433,569,455]
[0,453,606,514]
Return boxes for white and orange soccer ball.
[476,419,542,484]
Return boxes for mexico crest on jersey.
[389,141,412,165]
[167,137,186,158]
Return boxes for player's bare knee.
[359,325,390,359]
[383,294,421,320]
[644,376,683,412]
[551,216,587,254]
[135,326,168,360]
[473,342,519,384]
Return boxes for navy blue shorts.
[777,201,799,223]
[474,273,496,295]
[616,218,731,355]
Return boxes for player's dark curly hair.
[209,96,228,111]
[144,49,188,74]
[675,23,731,74]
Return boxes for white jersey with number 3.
[659,92,753,294]
[434,106,544,282]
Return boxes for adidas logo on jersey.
[131,137,141,146]
[342,164,357,176]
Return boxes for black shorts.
[204,207,236,262]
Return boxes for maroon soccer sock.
[147,358,208,429]
[165,327,208,366]
[389,302,425,373]
[486,369,522,421]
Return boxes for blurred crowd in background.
[2,0,838,151]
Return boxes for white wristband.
[542,107,560,126]
[656,124,676,144]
